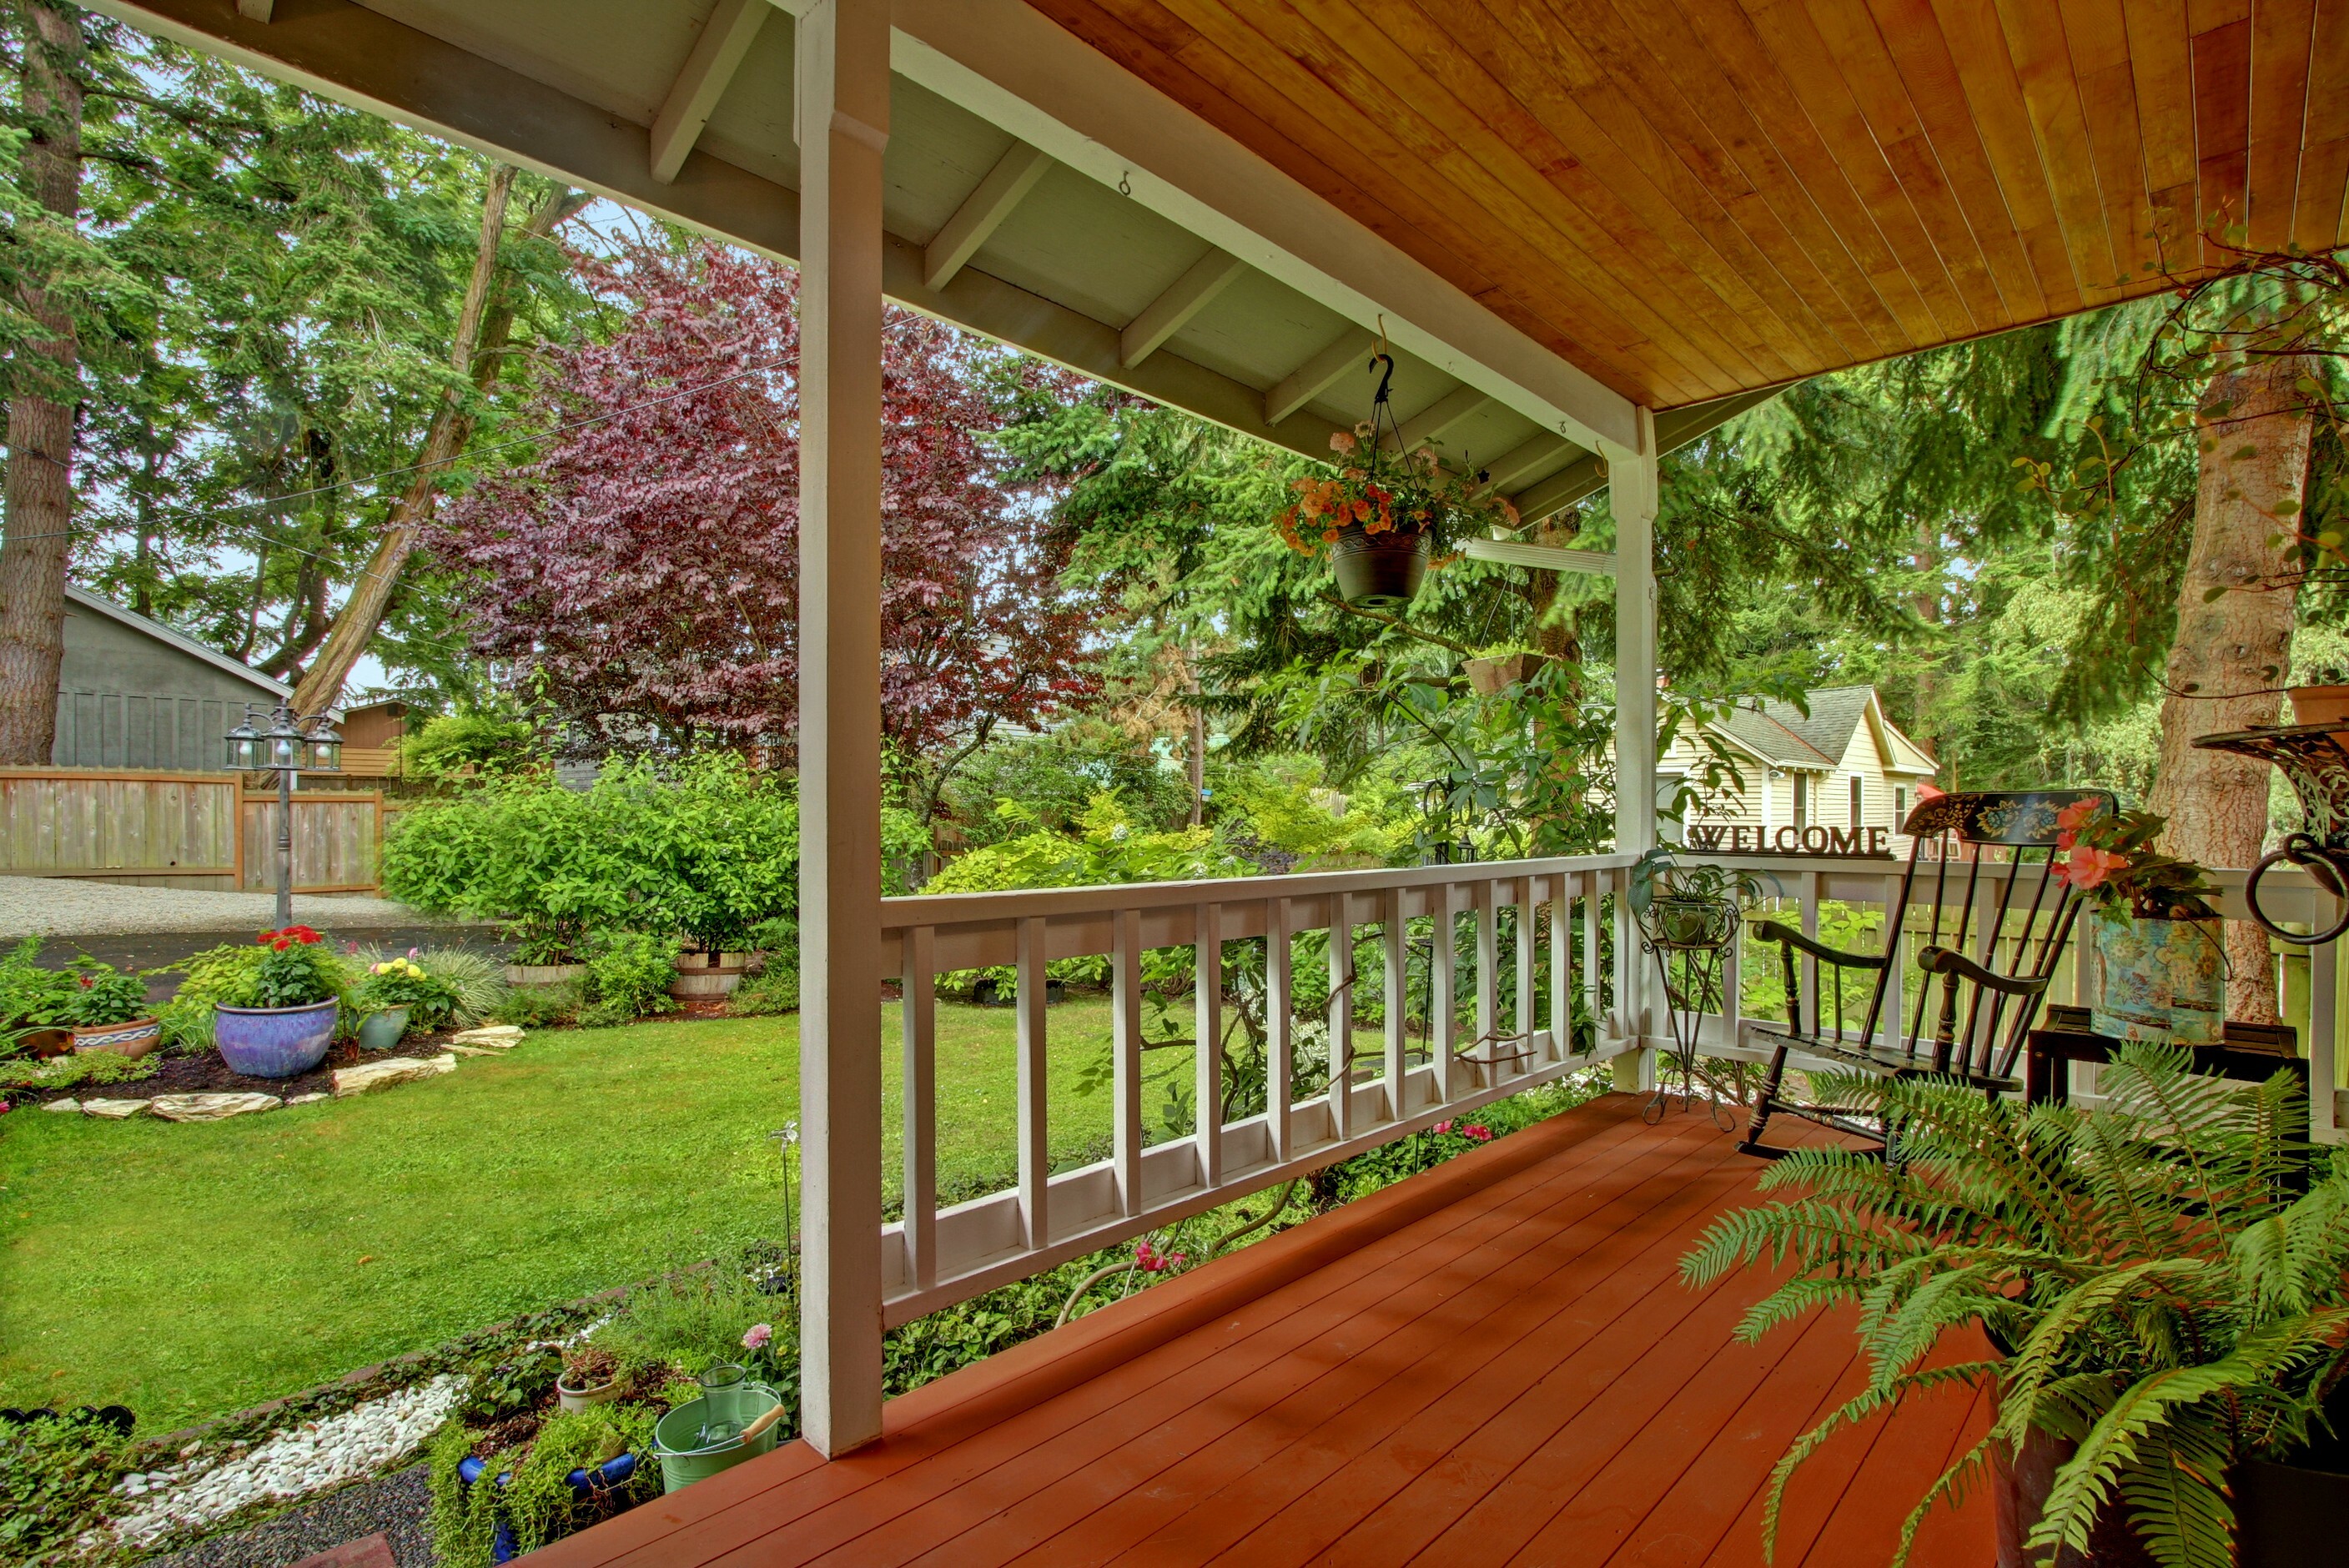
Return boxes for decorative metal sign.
[1683,824,1894,858]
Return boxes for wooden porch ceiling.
[1031,0,2349,410]
[530,1096,1991,1568]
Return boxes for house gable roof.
[1703,685,1935,775]
[64,585,340,716]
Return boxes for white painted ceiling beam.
[1476,433,1572,494]
[1506,387,1783,525]
[888,0,1637,454]
[651,0,771,185]
[1462,537,1615,575]
[1265,328,1378,426]
[1119,249,1245,369]
[1386,385,1491,454]
[923,142,1051,291]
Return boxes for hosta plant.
[1682,1043,2349,1568]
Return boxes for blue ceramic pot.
[214,999,340,1078]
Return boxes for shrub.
[52,962,150,1028]
[0,1410,130,1563]
[381,776,628,959]
[590,756,798,953]
[944,721,1190,846]
[427,1403,658,1568]
[491,980,581,1028]
[352,957,461,1029]
[0,1051,158,1093]
[727,966,798,1016]
[398,711,545,783]
[591,1263,779,1385]
[579,931,677,1027]
[0,937,68,1033]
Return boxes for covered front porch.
[534,1093,1987,1568]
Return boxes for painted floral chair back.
[1738,788,2115,1158]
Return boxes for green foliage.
[490,981,581,1029]
[944,720,1191,845]
[1208,752,1407,869]
[399,711,546,782]
[0,940,76,1033]
[406,947,508,1028]
[352,955,461,1027]
[590,1264,777,1385]
[157,942,273,1052]
[380,773,627,957]
[52,963,150,1029]
[0,1411,130,1566]
[456,1343,561,1425]
[578,931,677,1028]
[0,1051,158,1093]
[727,966,799,1017]
[246,938,347,1010]
[927,790,1239,897]
[428,1404,659,1568]
[1682,1045,2347,1568]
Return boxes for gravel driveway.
[0,877,456,939]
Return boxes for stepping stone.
[148,1092,282,1123]
[450,1025,525,1048]
[331,1053,457,1098]
[80,1098,149,1118]
[285,1092,329,1106]
[41,1098,79,1113]
[289,1535,395,1568]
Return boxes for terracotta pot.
[2290,684,2349,727]
[1328,525,1430,608]
[70,1017,162,1059]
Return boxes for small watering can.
[2192,724,2349,944]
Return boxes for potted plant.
[555,1344,622,1412]
[503,927,587,988]
[1627,845,1769,947]
[1683,1044,2349,1568]
[2054,798,2224,1044]
[58,961,159,1058]
[214,926,345,1078]
[2289,661,2349,728]
[351,955,457,1050]
[1276,426,1507,609]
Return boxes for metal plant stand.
[1637,897,1740,1129]
[2193,724,2349,944]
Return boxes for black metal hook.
[2245,832,2349,944]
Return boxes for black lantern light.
[303,716,344,773]
[264,706,304,771]
[224,706,264,771]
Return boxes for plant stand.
[1637,897,1739,1130]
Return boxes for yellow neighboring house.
[1661,685,1939,856]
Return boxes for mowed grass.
[0,998,1201,1432]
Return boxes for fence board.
[241,792,384,893]
[0,767,241,882]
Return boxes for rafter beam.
[1387,384,1491,454]
[234,0,271,19]
[1119,249,1245,369]
[1474,432,1572,494]
[1506,387,1783,525]
[1265,328,1377,425]
[650,0,769,185]
[924,141,1051,291]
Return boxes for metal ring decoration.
[2244,832,2349,945]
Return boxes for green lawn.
[0,1000,1204,1431]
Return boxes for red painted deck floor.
[534,1094,1990,1567]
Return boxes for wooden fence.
[0,766,385,892]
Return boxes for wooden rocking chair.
[1738,788,2114,1158]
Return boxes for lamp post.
[227,702,343,927]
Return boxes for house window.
[1849,775,1863,829]
[1792,773,1808,830]
[1894,786,1909,828]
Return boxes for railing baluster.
[1581,871,1602,1042]
[1514,875,1537,1079]
[1476,878,1498,1086]
[1432,881,1459,1101]
[1112,906,1143,1217]
[1328,891,1353,1138]
[1195,901,1223,1190]
[2315,913,2340,1144]
[1267,897,1294,1161]
[1881,872,1905,1053]
[1799,871,1822,1038]
[903,924,937,1291]
[1718,892,1741,1059]
[1016,914,1049,1249]
[1548,874,1572,1060]
[1382,885,1407,1121]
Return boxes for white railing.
[1663,852,2344,1143]
[876,852,1637,1324]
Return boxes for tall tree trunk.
[0,1,83,764]
[2145,348,2314,1023]
[1185,661,1205,827]
[1524,514,1585,700]
[290,166,569,716]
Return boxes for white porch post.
[796,0,889,1459]
[1607,408,1660,1091]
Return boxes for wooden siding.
[240,792,384,894]
[533,1097,1989,1568]
[1027,0,2349,410]
[0,767,240,885]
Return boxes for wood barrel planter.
[504,962,586,988]
[670,948,757,999]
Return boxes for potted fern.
[1683,1045,2349,1568]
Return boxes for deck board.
[531,1095,1993,1568]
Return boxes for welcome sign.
[1684,824,1895,858]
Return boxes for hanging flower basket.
[1328,523,1431,608]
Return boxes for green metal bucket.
[651,1385,782,1493]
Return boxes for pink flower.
[1329,430,1356,455]
[742,1323,772,1352]
[1434,1119,1453,1135]
[2056,798,2105,832]
[1462,1123,1493,1143]
[2059,846,2127,892]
